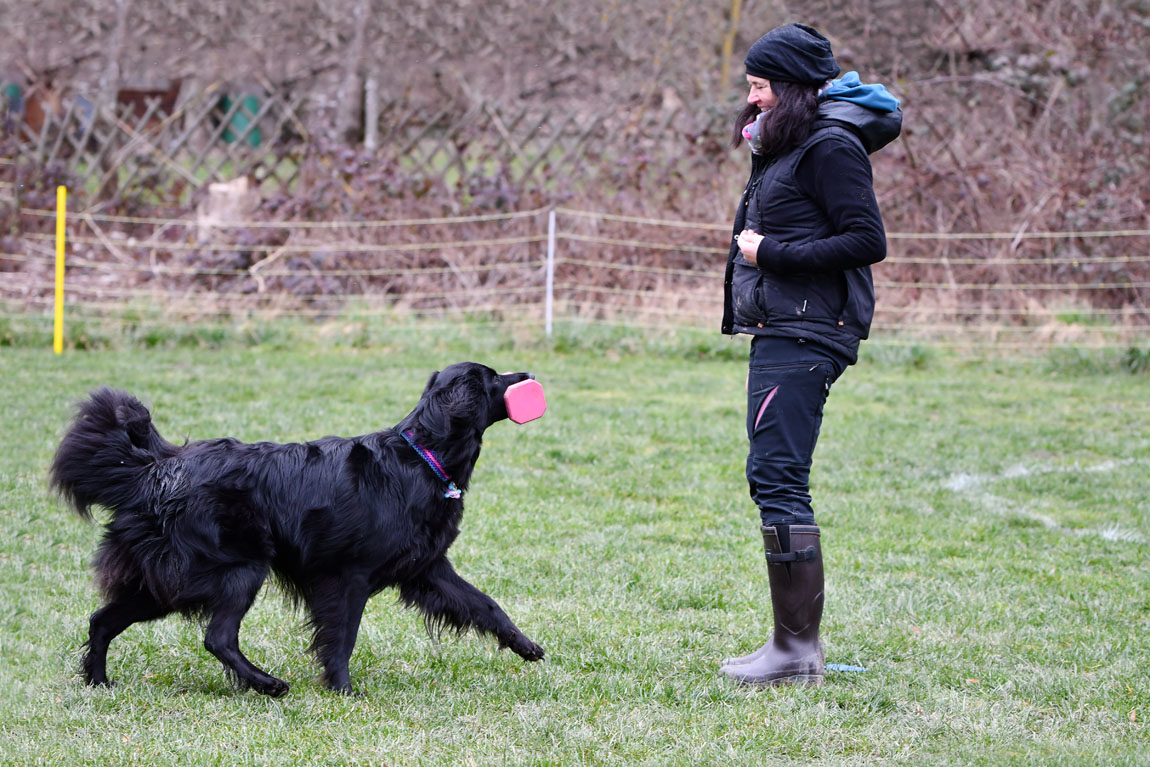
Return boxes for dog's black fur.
[50,362,544,696]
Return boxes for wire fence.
[2,203,1148,351]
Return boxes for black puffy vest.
[721,124,878,363]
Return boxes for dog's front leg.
[400,558,544,661]
[305,575,372,695]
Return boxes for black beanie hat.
[744,23,840,85]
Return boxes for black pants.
[745,335,848,528]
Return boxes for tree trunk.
[335,0,370,144]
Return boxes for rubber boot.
[720,525,825,686]
[719,523,811,667]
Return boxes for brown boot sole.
[738,673,825,688]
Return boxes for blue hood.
[820,71,900,112]
[813,72,902,154]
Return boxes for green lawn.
[1,326,1147,766]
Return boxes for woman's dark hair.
[731,80,821,155]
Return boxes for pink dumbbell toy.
[504,379,547,424]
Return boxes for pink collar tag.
[504,379,546,424]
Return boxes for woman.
[718,23,901,687]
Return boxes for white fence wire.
[2,204,1148,350]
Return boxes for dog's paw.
[508,635,545,662]
[322,677,363,697]
[81,654,111,687]
[252,676,291,698]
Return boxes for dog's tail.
[50,387,179,519]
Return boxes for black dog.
[50,362,544,696]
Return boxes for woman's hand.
[737,229,764,266]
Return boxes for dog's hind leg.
[399,558,545,661]
[202,565,290,697]
[83,592,171,686]
[306,576,371,694]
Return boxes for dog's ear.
[422,371,440,395]
[445,377,485,421]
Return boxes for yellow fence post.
[53,185,67,354]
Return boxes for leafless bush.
[2,0,1146,335]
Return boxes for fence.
[1,81,682,201]
[3,82,311,199]
[2,198,1147,351]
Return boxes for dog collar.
[400,430,462,500]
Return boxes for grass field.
[1,325,1147,766]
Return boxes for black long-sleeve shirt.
[752,132,887,274]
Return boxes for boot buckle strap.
[765,545,819,564]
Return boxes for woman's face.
[746,76,777,111]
